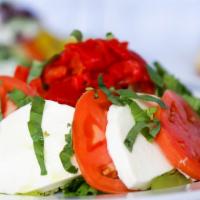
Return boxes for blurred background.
[1,0,200,90]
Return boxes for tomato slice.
[72,90,128,193]
[156,90,200,180]
[0,76,37,116]
[0,76,36,96]
[0,85,6,114]
[14,65,30,82]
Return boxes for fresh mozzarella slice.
[105,103,173,190]
[0,100,79,194]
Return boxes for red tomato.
[0,76,37,116]
[14,65,30,82]
[72,90,128,193]
[0,85,6,114]
[29,78,45,96]
[0,76,36,96]
[156,90,200,179]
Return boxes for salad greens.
[27,60,45,83]
[62,176,101,197]
[150,170,191,190]
[125,101,160,151]
[106,32,115,40]
[147,62,200,115]
[70,30,83,42]
[59,125,78,174]
[28,96,47,175]
[183,94,200,115]
[147,62,192,97]
[9,89,32,107]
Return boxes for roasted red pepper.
[14,38,154,107]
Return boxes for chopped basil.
[60,126,78,174]
[124,101,161,151]
[28,96,47,175]
[150,170,191,190]
[106,32,115,40]
[146,107,157,119]
[98,75,167,108]
[124,122,147,151]
[62,176,101,197]
[70,30,83,42]
[129,101,149,122]
[8,89,32,108]
[98,75,163,151]
[27,61,45,83]
[117,89,167,109]
[98,75,124,105]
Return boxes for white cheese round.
[0,100,79,194]
[105,103,173,190]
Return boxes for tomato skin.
[0,76,36,96]
[0,85,7,115]
[73,90,128,193]
[156,90,200,180]
[29,78,45,96]
[0,76,37,116]
[14,66,30,82]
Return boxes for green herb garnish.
[9,89,32,108]
[117,89,167,109]
[98,75,123,105]
[70,30,83,42]
[106,32,115,40]
[28,96,47,175]
[124,101,161,151]
[124,122,147,151]
[27,61,45,83]
[62,176,101,197]
[150,170,191,190]
[60,126,78,174]
[147,65,164,88]
[98,75,164,151]
[183,95,200,115]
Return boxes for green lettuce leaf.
[150,170,191,190]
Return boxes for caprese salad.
[0,32,200,197]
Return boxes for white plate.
[1,0,200,199]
